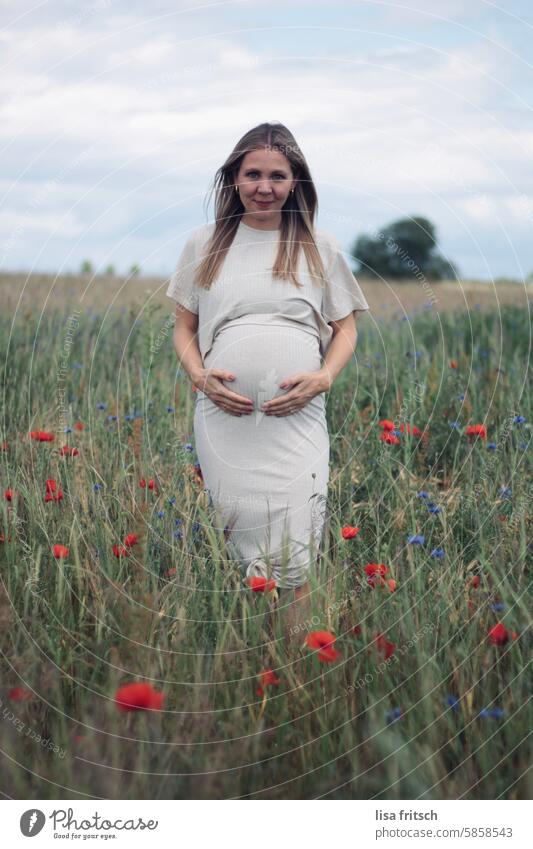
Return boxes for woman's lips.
[254,199,273,206]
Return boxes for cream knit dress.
[166,218,370,588]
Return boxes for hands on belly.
[195,367,254,417]
[196,366,329,418]
[261,368,330,417]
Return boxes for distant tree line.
[79,262,141,277]
[77,216,457,283]
[352,216,458,280]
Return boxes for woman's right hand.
[193,368,254,416]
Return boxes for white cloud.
[0,0,530,277]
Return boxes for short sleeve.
[321,235,370,322]
[166,233,200,314]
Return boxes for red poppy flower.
[112,544,129,558]
[165,567,177,578]
[305,630,341,663]
[139,478,157,490]
[123,533,139,547]
[399,423,422,438]
[488,623,509,646]
[341,525,360,539]
[387,579,397,592]
[373,633,396,660]
[114,682,164,712]
[4,489,14,501]
[379,431,400,445]
[30,430,55,442]
[379,419,395,431]
[1,441,8,451]
[466,424,487,439]
[256,668,281,697]
[247,576,277,593]
[74,421,84,431]
[351,624,362,637]
[53,544,69,559]
[8,687,34,702]
[45,479,57,493]
[450,359,458,369]
[60,445,79,457]
[364,563,389,588]
[470,575,480,589]
[45,486,63,502]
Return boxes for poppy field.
[0,298,531,800]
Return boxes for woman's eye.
[245,172,286,180]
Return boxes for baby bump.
[202,321,322,404]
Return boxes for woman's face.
[235,147,296,228]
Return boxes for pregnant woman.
[167,122,369,644]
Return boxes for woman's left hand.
[261,369,331,416]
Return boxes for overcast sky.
[1,0,532,280]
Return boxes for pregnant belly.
[200,321,322,405]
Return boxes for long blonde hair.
[194,122,327,290]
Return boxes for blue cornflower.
[391,429,401,437]
[430,547,445,558]
[444,695,460,711]
[156,511,165,519]
[96,403,107,410]
[479,707,505,719]
[428,504,441,514]
[173,529,183,540]
[107,414,118,422]
[407,534,425,545]
[499,486,512,498]
[519,442,528,450]
[93,483,103,491]
[166,406,175,413]
[175,518,183,526]
[185,443,194,452]
[449,421,460,429]
[192,521,201,534]
[417,491,430,499]
[167,497,176,505]
[457,394,465,401]
[513,415,526,424]
[487,442,498,450]
[386,707,402,724]
[124,414,134,422]
[491,602,506,612]
[64,426,73,434]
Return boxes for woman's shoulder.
[311,227,343,266]
[313,227,341,250]
[186,221,216,251]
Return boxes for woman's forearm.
[173,324,204,385]
[319,315,358,389]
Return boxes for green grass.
[0,302,530,799]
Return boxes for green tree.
[129,263,141,277]
[353,216,458,280]
[80,260,93,275]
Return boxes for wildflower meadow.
[0,298,530,800]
